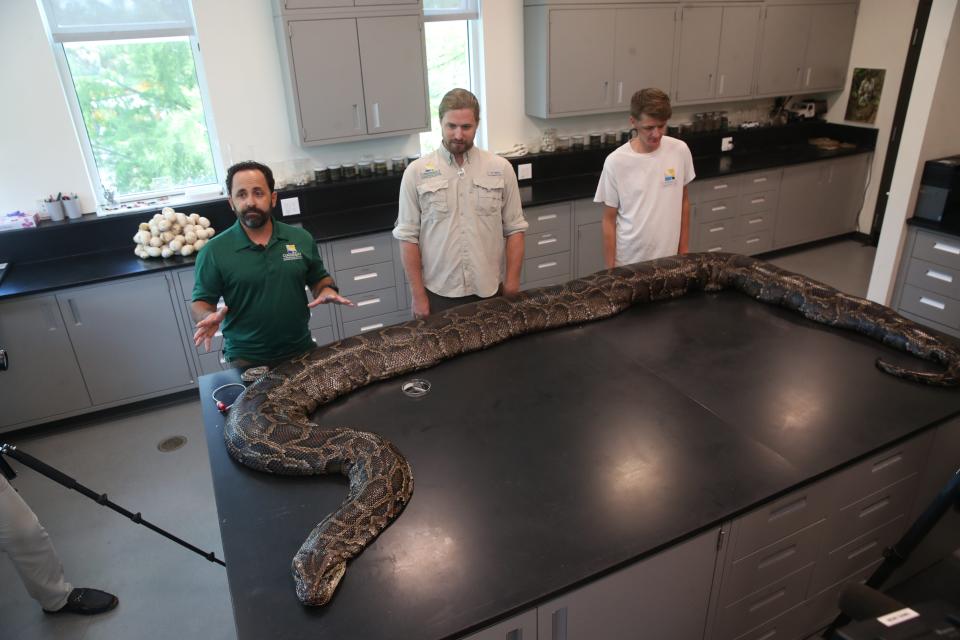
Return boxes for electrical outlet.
[517,163,533,180]
[721,137,734,152]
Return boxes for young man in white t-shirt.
[594,88,695,267]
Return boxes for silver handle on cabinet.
[718,73,725,96]
[360,322,384,332]
[350,245,375,254]
[748,218,763,225]
[67,298,82,325]
[372,102,381,129]
[933,242,960,255]
[805,67,812,86]
[537,238,558,246]
[758,544,797,569]
[847,539,878,561]
[537,261,558,269]
[751,198,766,205]
[919,296,946,310]
[746,238,761,244]
[926,269,954,283]
[859,497,891,518]
[710,205,727,212]
[709,226,726,233]
[353,104,362,131]
[872,452,903,472]
[768,496,807,521]
[753,177,768,183]
[537,214,557,222]
[353,272,378,281]
[749,588,787,614]
[617,80,623,104]
[713,184,729,190]
[356,298,381,307]
[707,246,724,252]
[0,348,7,371]
[551,606,568,640]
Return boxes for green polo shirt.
[192,219,329,364]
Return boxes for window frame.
[44,10,223,210]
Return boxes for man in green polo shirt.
[191,161,352,368]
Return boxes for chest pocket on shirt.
[473,176,504,216]
[416,177,449,220]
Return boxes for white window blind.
[423,0,479,22]
[41,0,195,42]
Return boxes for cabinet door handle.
[926,269,953,283]
[920,296,946,310]
[709,226,726,233]
[718,73,725,96]
[746,237,761,245]
[551,606,568,640]
[748,218,763,225]
[711,205,727,212]
[713,184,729,190]
[872,452,903,473]
[360,322,384,332]
[708,246,724,252]
[350,245,375,255]
[353,272,378,281]
[356,297,381,307]
[537,261,558,269]
[537,214,557,222]
[537,237,558,246]
[617,80,623,104]
[353,104,362,131]
[933,242,960,255]
[753,177,768,184]
[372,102,381,129]
[67,298,82,325]
[751,197,766,205]
[805,67,812,86]
[0,348,8,371]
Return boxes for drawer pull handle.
[758,545,797,569]
[769,497,807,521]
[933,242,960,255]
[360,322,384,332]
[708,246,724,252]
[746,238,760,244]
[748,588,787,613]
[538,238,558,245]
[713,184,729,190]
[753,177,768,183]
[552,606,568,640]
[711,205,727,212]
[356,298,381,307]
[748,218,763,225]
[354,272,379,281]
[847,540,878,561]
[538,261,558,269]
[859,497,890,518]
[709,226,726,233]
[751,198,766,204]
[537,213,558,222]
[753,631,777,640]
[926,269,953,283]
[350,246,375,254]
[872,453,902,473]
[919,296,946,310]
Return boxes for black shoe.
[44,588,119,615]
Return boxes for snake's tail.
[875,357,960,387]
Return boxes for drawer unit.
[824,473,918,551]
[525,225,571,259]
[809,515,904,595]
[335,260,396,296]
[898,283,960,329]
[736,212,774,235]
[912,229,960,270]
[905,257,960,299]
[523,253,570,284]
[714,564,814,640]
[697,218,737,251]
[342,310,411,338]
[740,191,778,217]
[737,230,774,256]
[697,197,740,223]
[691,175,741,203]
[740,170,781,193]
[329,232,395,271]
[731,479,831,560]
[801,559,883,630]
[338,287,399,323]
[722,520,825,606]
[526,202,571,234]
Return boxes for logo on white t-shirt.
[664,168,677,185]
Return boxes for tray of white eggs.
[133,207,216,259]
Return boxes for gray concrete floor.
[7,237,941,640]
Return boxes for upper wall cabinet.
[275,4,429,145]
[674,5,761,104]
[756,2,858,96]
[281,0,417,9]
[525,5,677,118]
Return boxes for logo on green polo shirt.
[282,244,303,261]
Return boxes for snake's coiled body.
[223,252,960,606]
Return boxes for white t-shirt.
[594,136,695,265]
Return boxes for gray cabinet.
[756,2,857,96]
[675,5,760,103]
[573,198,605,277]
[537,527,719,640]
[283,0,416,7]
[279,10,428,145]
[0,295,91,431]
[525,6,677,118]
[891,227,960,338]
[690,169,780,255]
[773,155,867,249]
[56,275,194,406]
[521,202,574,289]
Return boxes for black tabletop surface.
[199,291,960,640]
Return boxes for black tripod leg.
[0,443,226,567]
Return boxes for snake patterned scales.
[223,252,960,606]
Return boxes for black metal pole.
[0,443,225,567]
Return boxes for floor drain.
[157,435,187,452]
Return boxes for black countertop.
[0,142,873,301]
[199,291,960,640]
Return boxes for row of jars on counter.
[313,155,418,184]
[542,129,634,152]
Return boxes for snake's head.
[292,550,347,606]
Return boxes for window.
[40,0,220,211]
[419,0,481,156]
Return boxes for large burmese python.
[223,252,960,606]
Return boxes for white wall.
[825,0,919,233]
[867,0,960,303]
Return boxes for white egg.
[198,217,210,228]
[189,213,200,224]
[152,213,164,224]
[158,219,171,231]
[172,223,182,235]
[182,224,195,234]
[149,224,160,237]
[146,246,162,257]
[161,247,174,258]
[148,237,162,247]
[161,231,174,243]
[139,222,150,231]
[181,244,194,256]
[184,232,197,244]
[176,212,187,225]
[193,238,206,251]
[139,230,153,244]
[174,234,185,244]
[169,239,183,251]
[134,246,147,258]
[162,206,175,217]
[207,227,215,237]
[133,233,142,243]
